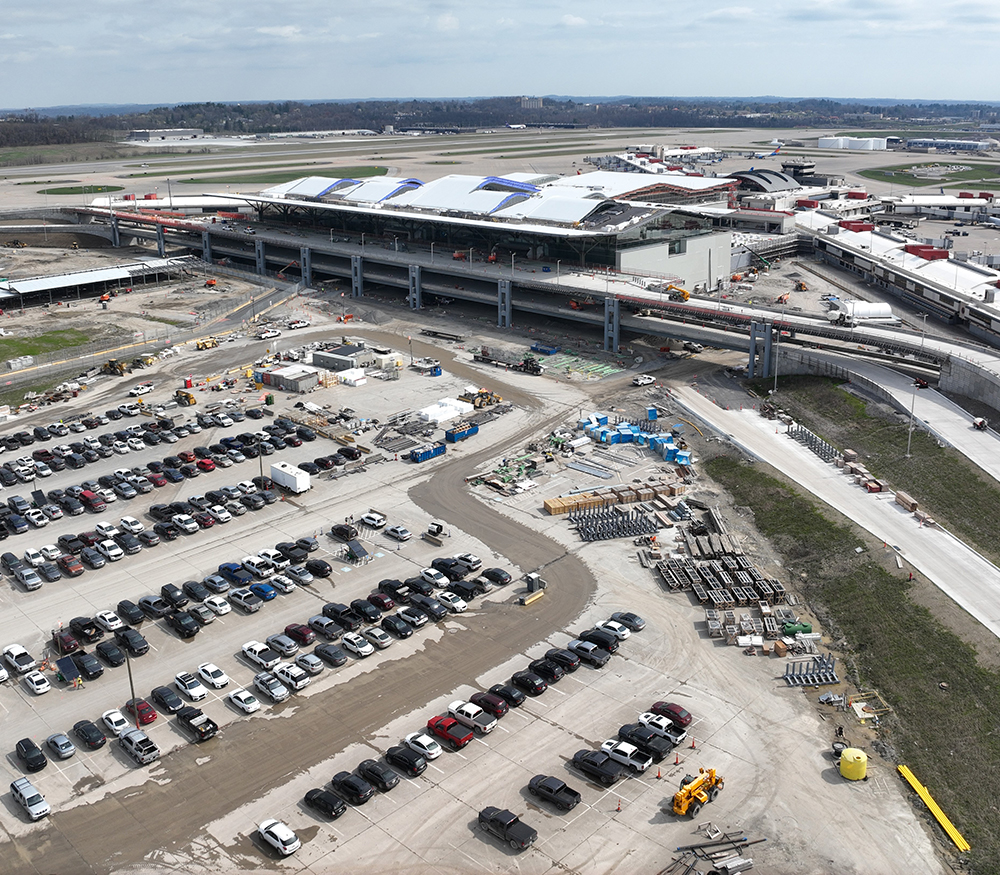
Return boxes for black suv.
[160,584,189,610]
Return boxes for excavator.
[672,768,725,818]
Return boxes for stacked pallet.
[543,477,682,515]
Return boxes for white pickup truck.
[447,700,497,734]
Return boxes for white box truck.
[270,461,310,494]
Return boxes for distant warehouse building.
[906,138,994,152]
[128,128,204,141]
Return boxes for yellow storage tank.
[839,748,868,781]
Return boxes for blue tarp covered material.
[676,450,692,466]
[647,407,658,420]
[55,656,81,684]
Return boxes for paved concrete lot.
[0,306,949,874]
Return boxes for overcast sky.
[4,0,999,109]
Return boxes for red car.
[148,472,167,487]
[193,512,215,529]
[178,450,197,463]
[284,623,316,645]
[285,435,303,447]
[126,698,158,726]
[196,458,216,473]
[650,701,692,728]
[427,715,473,750]
[57,554,85,577]
[368,592,395,611]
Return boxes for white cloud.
[563,14,587,26]
[437,13,459,32]
[256,25,302,39]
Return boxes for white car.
[225,499,246,516]
[632,374,656,386]
[24,670,51,695]
[33,462,53,478]
[274,662,311,691]
[97,540,124,561]
[360,512,386,528]
[385,525,411,541]
[342,632,375,658]
[269,575,296,594]
[405,731,443,760]
[127,437,145,452]
[84,436,101,450]
[197,662,230,689]
[25,509,48,528]
[419,568,448,587]
[227,449,246,464]
[112,441,130,455]
[208,505,232,523]
[99,488,118,504]
[362,627,393,650]
[436,591,467,613]
[120,516,145,535]
[3,643,36,674]
[102,708,130,736]
[23,548,45,568]
[95,610,124,632]
[39,544,62,561]
[237,480,257,495]
[229,688,260,713]
[175,672,208,701]
[172,514,199,534]
[596,619,631,640]
[258,819,300,856]
[95,521,120,540]
[40,504,63,520]
[204,596,231,615]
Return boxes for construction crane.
[275,260,299,280]
[672,768,725,818]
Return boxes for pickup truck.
[600,739,653,773]
[177,706,218,742]
[426,715,473,750]
[477,806,537,851]
[119,728,160,765]
[447,700,497,734]
[242,641,280,670]
[527,774,581,811]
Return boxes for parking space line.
[429,764,445,774]
[453,751,468,760]
[546,686,566,696]
[474,738,490,748]
[495,724,510,733]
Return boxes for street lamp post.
[393,235,399,252]
[906,312,928,458]
[511,253,514,277]
[361,233,365,253]
[556,260,561,285]
[430,242,434,262]
[773,308,785,394]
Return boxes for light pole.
[361,233,365,253]
[167,178,173,209]
[430,242,434,262]
[556,260,561,285]
[773,307,785,394]
[906,313,928,458]
[511,253,514,277]
[393,235,398,252]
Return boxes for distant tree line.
[3,96,1000,149]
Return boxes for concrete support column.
[748,321,772,379]
[299,246,312,287]
[351,255,364,298]
[407,264,422,309]
[202,230,212,264]
[603,296,620,353]
[110,216,121,248]
[155,224,165,257]
[497,279,512,328]
[255,239,266,275]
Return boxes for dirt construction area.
[0,282,951,874]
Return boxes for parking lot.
[0,313,948,874]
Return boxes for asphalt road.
[8,332,600,875]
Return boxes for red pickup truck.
[427,715,473,750]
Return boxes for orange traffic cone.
[656,768,662,779]
[690,737,696,749]
[674,753,680,765]
[616,799,621,812]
